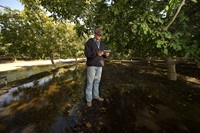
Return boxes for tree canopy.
[0,6,85,64]
[1,0,199,63]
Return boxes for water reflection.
[0,63,86,133]
[0,63,67,85]
[0,75,54,107]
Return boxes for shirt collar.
[93,37,101,42]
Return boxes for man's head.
[95,28,103,36]
[94,28,103,41]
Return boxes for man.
[84,28,110,107]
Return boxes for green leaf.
[144,30,147,35]
[165,5,169,11]
[113,9,119,15]
[164,48,168,55]
[164,32,172,39]
[156,40,162,48]
[191,0,197,3]
[133,25,137,30]
[96,0,102,2]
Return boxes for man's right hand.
[97,51,104,56]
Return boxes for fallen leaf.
[86,122,92,128]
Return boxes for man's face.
[95,33,102,41]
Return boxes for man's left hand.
[105,52,110,57]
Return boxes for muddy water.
[0,75,54,107]
[0,63,86,133]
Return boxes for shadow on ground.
[0,61,200,133]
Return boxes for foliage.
[0,9,27,57]
[0,7,85,61]
[1,0,199,62]
[73,0,199,60]
[183,1,200,61]
[85,0,198,59]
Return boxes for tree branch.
[165,0,185,30]
[0,5,13,11]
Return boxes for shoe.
[95,97,104,102]
[87,102,92,107]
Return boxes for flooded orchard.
[0,61,200,133]
[0,63,85,133]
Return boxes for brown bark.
[167,57,177,81]
[50,54,56,68]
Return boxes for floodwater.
[0,63,86,133]
[0,63,68,85]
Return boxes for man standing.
[84,28,110,107]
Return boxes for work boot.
[87,102,92,107]
[95,97,104,102]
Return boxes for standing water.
[0,62,86,133]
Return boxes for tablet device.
[103,50,111,53]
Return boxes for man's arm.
[84,40,98,58]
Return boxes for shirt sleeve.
[84,39,98,58]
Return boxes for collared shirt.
[93,38,100,48]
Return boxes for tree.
[80,0,198,80]
[22,0,199,80]
[0,8,29,60]
[7,0,199,80]
[0,7,85,65]
[183,0,200,68]
[21,8,85,66]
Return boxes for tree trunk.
[167,57,177,81]
[13,55,17,61]
[50,54,56,68]
[196,60,200,69]
[146,56,151,65]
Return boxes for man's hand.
[105,52,110,57]
[97,51,104,56]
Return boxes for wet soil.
[0,60,200,133]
